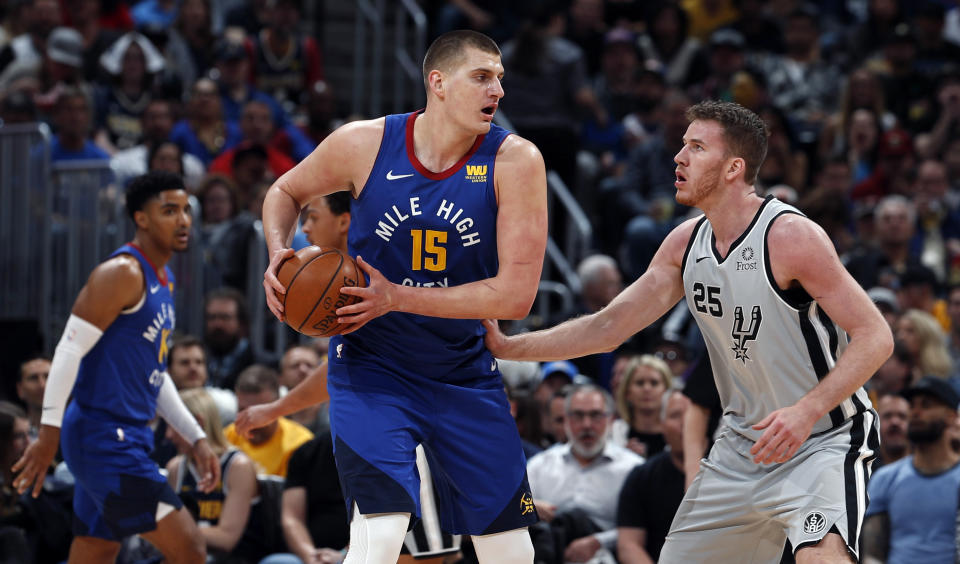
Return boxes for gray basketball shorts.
[660,410,878,563]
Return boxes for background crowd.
[3,0,960,562]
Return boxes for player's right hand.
[264,247,296,321]
[11,424,60,498]
[235,403,278,439]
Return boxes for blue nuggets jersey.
[334,111,508,381]
[72,243,176,423]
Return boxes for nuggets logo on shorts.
[520,492,535,516]
[802,511,827,534]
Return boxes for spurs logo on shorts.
[520,492,535,516]
[802,511,827,534]
[730,305,762,362]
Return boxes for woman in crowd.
[612,355,672,457]
[896,308,953,381]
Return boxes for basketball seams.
[281,248,340,328]
[296,253,345,333]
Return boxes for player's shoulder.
[90,253,144,286]
[766,211,831,256]
[495,133,545,167]
[327,117,386,146]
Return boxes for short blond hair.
[615,355,673,421]
[179,388,230,455]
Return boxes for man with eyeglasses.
[526,384,644,564]
[203,287,273,391]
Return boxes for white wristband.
[156,372,206,445]
[41,315,104,428]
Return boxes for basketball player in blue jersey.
[485,101,894,564]
[12,171,221,563]
[259,30,547,564]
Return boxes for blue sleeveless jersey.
[335,111,509,381]
[73,244,176,423]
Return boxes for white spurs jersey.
[681,197,872,441]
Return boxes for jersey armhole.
[114,251,147,314]
[763,210,812,310]
[680,216,708,277]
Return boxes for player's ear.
[133,209,149,230]
[727,157,744,179]
[428,69,444,98]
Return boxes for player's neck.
[412,110,479,173]
[131,235,173,270]
[704,189,764,257]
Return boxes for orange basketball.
[276,246,367,337]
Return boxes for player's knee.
[473,528,534,564]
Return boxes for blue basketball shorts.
[327,357,539,536]
[61,404,182,540]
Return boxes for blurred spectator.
[93,31,165,153]
[0,0,31,50]
[170,77,242,166]
[846,0,904,64]
[147,140,185,176]
[290,79,339,149]
[564,0,607,76]
[49,86,110,163]
[947,285,960,369]
[728,0,784,54]
[0,0,61,85]
[864,377,960,564]
[131,0,179,32]
[817,67,896,168]
[247,0,323,114]
[224,365,313,477]
[110,98,205,189]
[841,107,883,186]
[533,360,578,444]
[165,388,260,561]
[610,90,691,273]
[612,355,671,457]
[204,287,263,391]
[690,28,747,105]
[258,435,349,564]
[797,156,856,254]
[169,336,238,425]
[868,285,901,330]
[874,392,910,470]
[64,0,123,81]
[545,387,569,446]
[928,69,960,163]
[754,5,841,141]
[213,38,285,126]
[879,23,937,135]
[31,26,91,120]
[593,27,638,122]
[209,100,295,188]
[908,160,960,284]
[637,3,708,89]
[197,173,241,241]
[433,0,520,44]
[912,3,960,80]
[0,402,32,564]
[162,0,215,90]
[501,2,604,192]
[896,308,953,380]
[616,387,689,563]
[868,342,914,403]
[565,254,623,387]
[621,68,667,149]
[0,88,37,124]
[278,346,328,435]
[845,195,923,289]
[527,385,643,563]
[680,0,738,42]
[224,0,269,35]
[756,104,808,191]
[896,265,949,330]
[15,356,47,440]
[508,387,548,459]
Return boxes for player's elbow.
[877,325,895,362]
[498,290,537,320]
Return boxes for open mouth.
[481,105,496,117]
[675,170,687,184]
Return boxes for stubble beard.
[676,163,722,207]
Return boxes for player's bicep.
[71,257,144,331]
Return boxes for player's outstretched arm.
[483,217,698,362]
[750,215,894,465]
[235,362,330,438]
[12,256,144,497]
[262,120,384,321]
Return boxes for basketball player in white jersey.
[484,101,893,563]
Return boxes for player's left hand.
[481,319,509,356]
[750,404,818,464]
[564,535,601,562]
[337,256,396,333]
[190,438,221,493]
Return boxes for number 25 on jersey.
[411,229,447,271]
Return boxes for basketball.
[276,246,367,337]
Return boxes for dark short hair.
[685,101,769,185]
[169,335,205,365]
[422,30,500,89]
[147,141,183,173]
[325,191,351,216]
[19,355,50,382]
[235,364,279,395]
[125,171,186,220]
[204,287,249,326]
